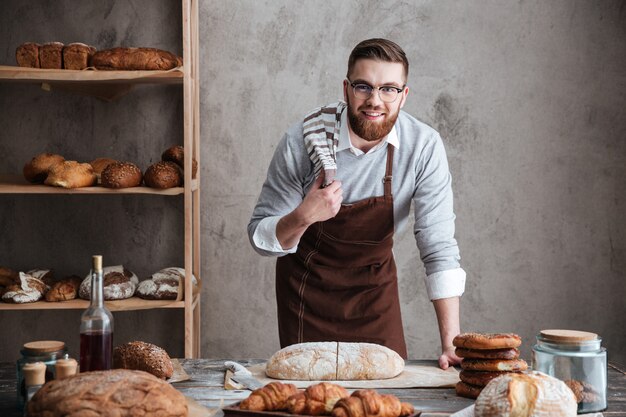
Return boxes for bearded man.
[248,38,466,369]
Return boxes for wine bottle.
[79,255,114,372]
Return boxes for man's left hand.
[438,345,461,370]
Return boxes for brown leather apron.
[276,146,407,358]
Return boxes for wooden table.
[1,359,625,416]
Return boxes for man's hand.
[438,345,461,370]
[276,174,343,249]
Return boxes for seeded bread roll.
[144,161,182,189]
[44,161,96,188]
[16,42,41,67]
[39,42,64,69]
[23,153,65,183]
[91,47,180,70]
[89,157,118,184]
[63,42,96,70]
[266,342,404,380]
[113,341,174,379]
[101,161,143,188]
[26,369,187,417]
[162,145,198,179]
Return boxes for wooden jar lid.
[540,329,598,343]
[23,340,65,354]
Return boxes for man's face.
[344,59,409,142]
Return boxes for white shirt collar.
[338,109,400,155]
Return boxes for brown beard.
[346,98,399,142]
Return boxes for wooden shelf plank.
[0,175,197,195]
[0,65,183,85]
[0,296,194,311]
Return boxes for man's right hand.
[276,174,343,249]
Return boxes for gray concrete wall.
[1,0,624,366]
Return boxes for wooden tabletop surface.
[1,359,625,416]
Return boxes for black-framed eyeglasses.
[347,79,405,103]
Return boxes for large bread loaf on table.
[26,369,187,417]
[266,342,404,380]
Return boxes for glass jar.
[532,329,606,413]
[16,340,67,410]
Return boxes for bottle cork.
[55,358,78,379]
[23,362,46,387]
[92,255,102,271]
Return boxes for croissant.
[331,389,415,417]
[287,382,350,415]
[239,381,299,411]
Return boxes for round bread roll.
[455,347,520,360]
[475,371,577,417]
[26,369,187,417]
[101,161,143,188]
[455,381,483,399]
[162,145,198,179]
[144,161,182,189]
[44,161,96,188]
[23,153,65,183]
[461,358,528,372]
[460,370,519,387]
[453,333,522,350]
[89,158,118,183]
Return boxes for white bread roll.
[265,342,404,380]
[475,371,577,417]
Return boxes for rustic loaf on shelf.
[1,272,47,304]
[79,265,138,300]
[26,369,187,417]
[136,267,197,300]
[44,160,97,188]
[23,153,65,183]
[15,42,40,68]
[62,42,96,70]
[266,342,404,380]
[39,42,64,69]
[91,47,181,70]
[113,341,174,379]
[45,275,82,302]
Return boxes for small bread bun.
[161,145,197,179]
[101,161,143,189]
[453,333,522,350]
[456,381,483,399]
[113,341,174,379]
[90,158,118,183]
[455,347,520,360]
[44,161,96,188]
[460,370,518,387]
[144,161,182,189]
[23,153,65,183]
[460,358,528,372]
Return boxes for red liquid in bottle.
[79,331,112,372]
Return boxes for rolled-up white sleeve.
[424,267,466,300]
[252,216,298,255]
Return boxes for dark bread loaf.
[39,42,64,69]
[62,42,96,70]
[26,369,187,417]
[162,145,198,179]
[45,275,81,302]
[101,161,143,188]
[91,47,180,70]
[44,161,96,189]
[23,153,65,183]
[16,42,41,67]
[113,341,174,379]
[144,161,182,189]
[79,265,138,300]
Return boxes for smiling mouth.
[361,111,385,120]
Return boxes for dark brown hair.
[347,38,409,81]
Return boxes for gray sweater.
[248,109,465,300]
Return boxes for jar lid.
[23,340,65,354]
[539,329,597,343]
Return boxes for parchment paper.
[245,362,459,389]
[169,358,191,383]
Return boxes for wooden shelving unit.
[0,0,201,358]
